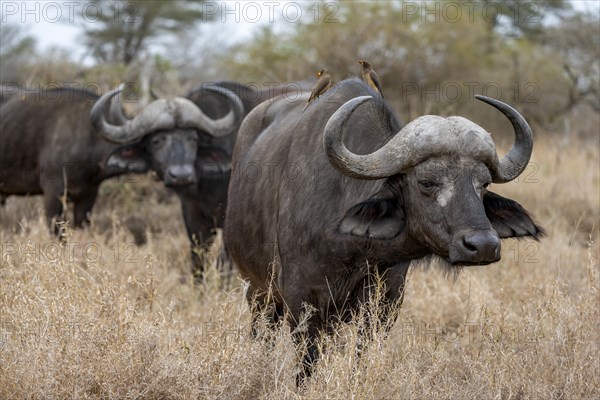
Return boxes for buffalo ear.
[105,144,151,174]
[484,191,545,240]
[338,198,405,240]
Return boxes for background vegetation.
[2,1,598,135]
[1,1,599,398]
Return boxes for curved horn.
[178,84,245,138]
[475,95,533,183]
[324,96,501,180]
[91,84,177,144]
[108,85,130,125]
[92,84,245,144]
[91,84,140,143]
[324,95,432,179]
[324,96,391,179]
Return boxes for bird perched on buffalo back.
[303,69,331,111]
[358,60,384,98]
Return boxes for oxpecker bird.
[358,60,384,98]
[303,69,331,111]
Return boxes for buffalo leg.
[190,236,220,284]
[179,175,231,283]
[246,285,284,338]
[180,197,218,282]
[43,190,65,236]
[192,235,234,286]
[73,189,98,228]
[291,317,322,387]
[284,293,325,386]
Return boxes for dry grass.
[1,137,598,399]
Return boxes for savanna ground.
[0,135,598,399]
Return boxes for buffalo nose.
[461,231,500,262]
[165,165,195,185]
[450,230,501,265]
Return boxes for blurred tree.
[219,1,494,118]
[478,0,570,38]
[79,0,210,65]
[216,0,596,136]
[543,12,600,117]
[0,23,36,82]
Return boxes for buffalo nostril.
[462,237,478,252]
[462,232,500,258]
[164,165,196,186]
[167,165,193,179]
[167,170,181,181]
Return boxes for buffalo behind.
[91,81,312,279]
[0,88,132,232]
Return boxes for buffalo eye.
[418,179,438,196]
[151,137,164,147]
[483,182,490,189]
[419,179,436,189]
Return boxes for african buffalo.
[0,87,130,231]
[91,83,247,279]
[0,85,240,235]
[224,78,544,383]
[93,81,309,280]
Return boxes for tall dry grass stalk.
[1,137,598,399]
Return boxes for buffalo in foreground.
[224,78,544,383]
[93,81,308,279]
